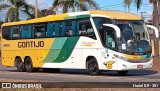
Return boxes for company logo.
[2,83,12,88]
[106,61,115,69]
[1,83,42,88]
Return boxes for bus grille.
[128,59,150,63]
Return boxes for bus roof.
[90,10,142,20]
[2,10,142,27]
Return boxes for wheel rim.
[28,62,32,70]
[25,59,33,72]
[18,62,22,70]
[26,61,30,70]
[89,61,97,73]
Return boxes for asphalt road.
[0,66,160,82]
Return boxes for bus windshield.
[93,17,151,55]
[115,20,151,54]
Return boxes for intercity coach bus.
[1,10,159,75]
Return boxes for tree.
[149,0,159,29]
[52,0,99,13]
[0,0,42,22]
[41,7,56,16]
[124,0,142,12]
[149,0,159,56]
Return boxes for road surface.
[0,66,160,82]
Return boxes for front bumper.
[116,58,153,70]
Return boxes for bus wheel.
[117,71,128,76]
[16,58,24,72]
[24,57,33,72]
[87,57,100,76]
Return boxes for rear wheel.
[117,71,128,76]
[16,57,24,72]
[87,57,101,76]
[24,57,33,72]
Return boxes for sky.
[97,0,153,19]
[0,0,153,21]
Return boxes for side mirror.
[146,25,159,38]
[103,24,121,38]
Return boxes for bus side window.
[21,25,32,39]
[78,20,87,36]
[93,17,112,30]
[72,20,76,36]
[11,26,20,39]
[55,22,61,37]
[33,23,46,38]
[2,27,11,40]
[78,18,96,39]
[106,27,116,49]
[64,20,72,36]
[47,23,56,37]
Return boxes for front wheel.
[117,71,128,76]
[87,58,101,76]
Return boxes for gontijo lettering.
[18,41,44,48]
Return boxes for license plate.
[137,65,143,69]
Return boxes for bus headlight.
[113,54,129,61]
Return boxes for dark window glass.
[65,20,72,36]
[72,20,76,36]
[21,25,32,39]
[47,23,56,37]
[77,18,96,39]
[54,22,61,37]
[33,24,46,38]
[11,26,20,39]
[106,28,116,49]
[93,17,113,47]
[2,27,11,40]
[93,17,112,31]
[99,26,116,49]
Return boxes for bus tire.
[87,57,100,76]
[24,57,33,72]
[16,57,24,72]
[117,71,128,76]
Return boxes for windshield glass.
[93,17,151,55]
[115,20,151,54]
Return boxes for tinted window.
[77,18,96,39]
[21,25,32,39]
[47,23,56,37]
[93,17,111,31]
[64,20,72,36]
[106,28,116,49]
[93,17,113,46]
[33,24,46,38]
[2,18,97,40]
[11,27,20,39]
[2,27,11,40]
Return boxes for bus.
[1,10,159,75]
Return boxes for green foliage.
[0,0,42,22]
[124,0,142,11]
[52,0,99,13]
